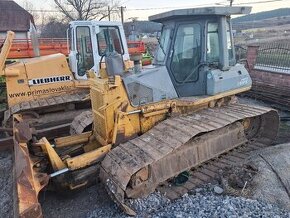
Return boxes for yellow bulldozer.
[0,21,132,146]
[12,6,279,217]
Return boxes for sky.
[14,0,290,22]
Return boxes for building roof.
[0,0,35,32]
[149,6,252,22]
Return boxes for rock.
[182,193,188,198]
[195,188,202,193]
[214,186,224,194]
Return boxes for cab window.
[97,26,123,56]
[76,26,94,76]
[155,27,171,64]
[207,23,220,63]
[171,23,201,83]
[227,21,234,62]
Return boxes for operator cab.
[122,7,253,106]
[67,21,130,80]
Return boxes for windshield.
[155,27,171,64]
[97,26,124,56]
[171,23,201,83]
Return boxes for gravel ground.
[150,190,289,218]
[86,185,289,218]
[0,150,13,218]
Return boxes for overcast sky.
[14,0,290,21]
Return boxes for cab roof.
[149,6,252,22]
[69,20,123,27]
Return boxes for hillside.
[123,21,162,36]
[232,8,290,32]
[233,8,290,23]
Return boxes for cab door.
[68,23,127,80]
[168,22,206,97]
[95,25,125,67]
[74,26,95,80]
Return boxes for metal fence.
[255,43,290,74]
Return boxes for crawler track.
[100,103,279,215]
[1,91,90,141]
[156,137,270,200]
[70,110,93,135]
[245,82,290,111]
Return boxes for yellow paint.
[0,31,14,73]
[90,75,140,145]
[65,144,112,170]
[112,111,137,144]
[37,137,66,171]
[69,181,88,190]
[54,131,93,148]
[90,75,251,146]
[4,54,83,107]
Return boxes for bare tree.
[22,0,40,23]
[53,0,120,21]
[40,17,69,38]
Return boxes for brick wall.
[246,45,290,88]
[245,45,290,108]
[250,69,290,87]
[246,45,259,71]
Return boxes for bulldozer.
[0,21,131,146]
[12,6,279,217]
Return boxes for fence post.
[246,45,259,71]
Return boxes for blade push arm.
[0,31,15,75]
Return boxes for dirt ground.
[40,183,123,218]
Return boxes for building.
[0,0,35,39]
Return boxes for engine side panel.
[122,66,178,106]
[5,54,78,107]
[207,64,252,95]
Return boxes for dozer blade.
[13,115,49,218]
[100,103,279,215]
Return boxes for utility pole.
[120,6,126,23]
[108,6,111,21]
